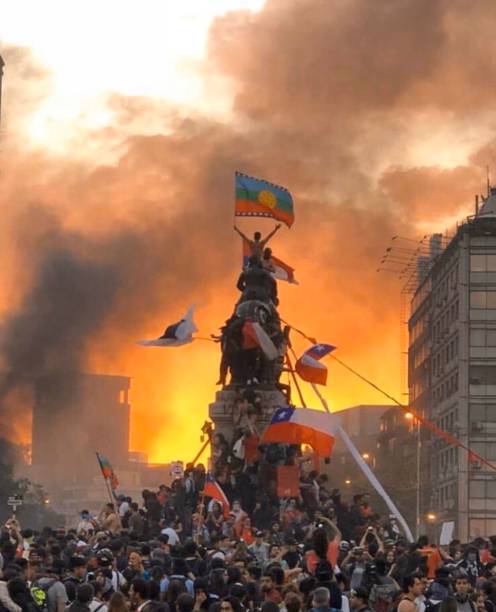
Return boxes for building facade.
[31,373,131,491]
[408,190,496,540]
[329,404,394,487]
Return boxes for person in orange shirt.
[305,519,342,574]
[417,536,444,579]
[236,516,255,546]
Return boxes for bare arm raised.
[261,223,282,246]
[234,225,250,243]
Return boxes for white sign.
[440,520,455,545]
[7,497,23,514]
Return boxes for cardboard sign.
[440,520,455,545]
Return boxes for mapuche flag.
[96,453,119,490]
[235,171,294,228]
[295,343,336,386]
[262,406,338,457]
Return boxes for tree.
[0,438,62,528]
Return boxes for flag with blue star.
[262,406,338,457]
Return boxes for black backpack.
[30,580,57,612]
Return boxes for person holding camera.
[343,546,373,591]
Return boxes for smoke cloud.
[1,0,496,463]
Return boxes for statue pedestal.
[208,386,287,442]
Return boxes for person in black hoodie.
[427,567,452,605]
[7,578,40,612]
[314,560,342,611]
[68,585,94,612]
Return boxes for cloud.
[1,0,496,466]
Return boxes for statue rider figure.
[236,255,278,306]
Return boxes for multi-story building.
[31,373,131,492]
[329,404,394,487]
[333,404,393,457]
[408,189,496,540]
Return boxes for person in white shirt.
[77,511,95,536]
[88,581,108,612]
[161,523,180,547]
[117,496,130,519]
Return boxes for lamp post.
[405,412,421,538]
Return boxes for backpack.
[424,600,442,612]
[30,580,56,612]
[143,602,169,612]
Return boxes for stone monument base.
[208,386,287,442]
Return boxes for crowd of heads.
[3,475,496,612]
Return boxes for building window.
[471,255,486,272]
[471,329,486,346]
[470,365,496,395]
[470,481,485,497]
[471,254,496,272]
[471,291,496,308]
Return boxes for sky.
[1,0,496,463]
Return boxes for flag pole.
[104,478,115,505]
[191,422,213,466]
[285,353,307,408]
[96,453,115,505]
[308,383,414,542]
[191,438,210,465]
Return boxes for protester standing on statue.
[234,224,281,260]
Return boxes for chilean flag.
[242,238,298,284]
[295,344,336,386]
[242,320,279,360]
[262,406,338,457]
[203,473,230,518]
[137,307,197,347]
[306,344,336,360]
[272,255,298,284]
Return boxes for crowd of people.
[2,476,496,612]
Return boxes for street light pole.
[416,418,421,539]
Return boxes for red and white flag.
[262,406,338,457]
[242,320,278,360]
[295,343,336,386]
[203,473,230,518]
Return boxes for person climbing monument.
[234,224,282,260]
[262,247,276,273]
[236,256,278,305]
